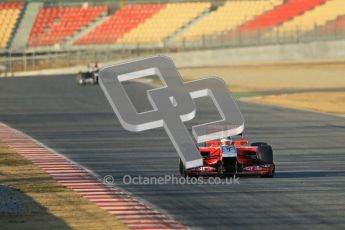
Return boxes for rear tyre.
[256,145,273,164]
[251,142,268,147]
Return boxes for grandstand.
[1,0,345,73]
[0,0,344,51]
[174,0,283,42]
[236,0,327,34]
[28,5,107,46]
[264,0,345,39]
[117,2,211,44]
[75,4,165,45]
[0,2,23,48]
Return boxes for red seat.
[75,4,165,45]
[28,5,107,47]
[236,0,327,33]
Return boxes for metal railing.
[170,26,345,50]
[1,26,345,76]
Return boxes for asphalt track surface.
[0,75,345,230]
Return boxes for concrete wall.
[167,40,345,67]
[7,39,345,77]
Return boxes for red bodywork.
[187,139,275,177]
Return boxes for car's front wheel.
[256,145,273,164]
[256,145,274,178]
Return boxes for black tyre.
[179,159,187,177]
[256,145,273,164]
[251,142,268,147]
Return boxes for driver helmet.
[220,136,232,146]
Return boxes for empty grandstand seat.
[264,0,345,39]
[75,4,165,45]
[0,2,23,48]
[174,0,282,42]
[117,2,210,44]
[237,0,327,33]
[28,5,107,47]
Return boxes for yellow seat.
[264,0,345,39]
[118,2,211,44]
[0,7,21,48]
[175,0,282,42]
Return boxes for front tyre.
[256,145,274,178]
[256,145,273,164]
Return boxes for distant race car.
[179,136,275,178]
[76,69,99,86]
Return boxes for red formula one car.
[179,135,275,178]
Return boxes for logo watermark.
[99,56,244,169]
[102,174,240,185]
[103,175,115,185]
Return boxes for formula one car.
[179,136,275,177]
[76,69,99,86]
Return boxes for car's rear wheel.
[256,145,273,164]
